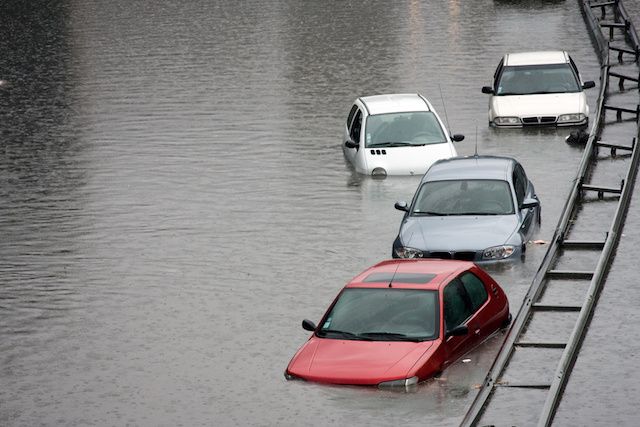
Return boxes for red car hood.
[287,337,435,385]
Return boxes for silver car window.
[412,179,515,216]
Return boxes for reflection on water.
[0,0,611,426]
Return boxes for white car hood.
[490,92,588,118]
[364,143,455,176]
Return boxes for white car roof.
[504,50,569,66]
[359,93,431,115]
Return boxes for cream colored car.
[482,51,595,127]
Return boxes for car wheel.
[501,313,512,329]
[537,206,542,226]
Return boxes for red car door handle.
[474,328,481,335]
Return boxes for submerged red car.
[285,259,510,388]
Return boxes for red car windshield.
[317,288,439,342]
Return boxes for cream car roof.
[504,50,569,66]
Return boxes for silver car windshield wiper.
[359,332,425,342]
[453,212,501,216]
[368,141,413,147]
[317,329,373,340]
[412,211,451,216]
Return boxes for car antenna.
[438,84,453,137]
[474,124,479,157]
[388,264,400,288]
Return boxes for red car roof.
[346,259,475,290]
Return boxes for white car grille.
[522,116,557,125]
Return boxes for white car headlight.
[395,247,424,259]
[371,167,387,177]
[557,113,586,123]
[378,376,419,389]
[494,117,521,126]
[482,245,516,260]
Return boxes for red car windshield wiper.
[317,329,373,340]
[359,332,426,342]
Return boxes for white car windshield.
[317,288,438,341]
[412,179,515,216]
[365,111,446,148]
[496,64,581,95]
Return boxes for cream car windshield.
[496,64,581,96]
[365,111,446,148]
[412,179,515,216]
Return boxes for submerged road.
[554,3,640,425]
[463,0,640,424]
[0,1,638,426]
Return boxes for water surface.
[0,1,620,426]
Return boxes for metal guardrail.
[460,1,640,425]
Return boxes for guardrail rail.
[460,1,640,425]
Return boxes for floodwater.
[0,0,634,426]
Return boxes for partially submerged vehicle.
[482,51,595,127]
[285,259,510,388]
[392,155,541,262]
[342,93,464,176]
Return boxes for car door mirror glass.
[445,324,469,338]
[344,140,359,149]
[451,134,465,142]
[481,86,494,94]
[302,319,316,331]
[394,201,409,212]
[582,81,595,89]
[521,198,539,209]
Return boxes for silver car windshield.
[496,64,581,95]
[365,111,446,148]
[317,288,439,341]
[412,179,515,216]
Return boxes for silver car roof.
[422,156,516,182]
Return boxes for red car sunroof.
[362,272,436,284]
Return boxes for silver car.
[392,156,541,262]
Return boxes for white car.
[481,51,595,127]
[342,94,464,176]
